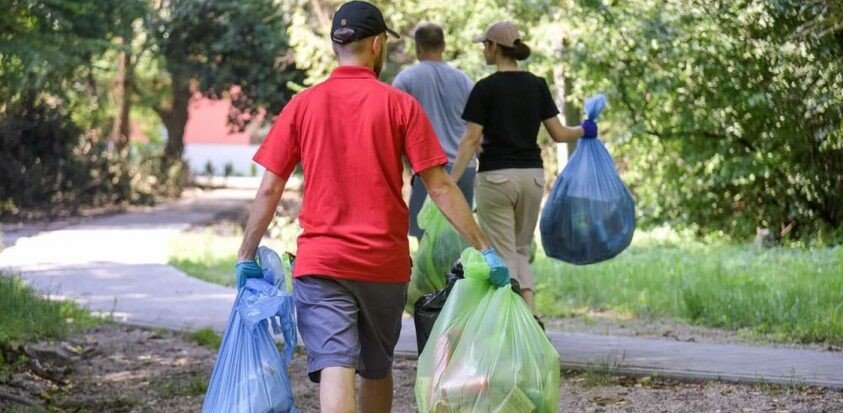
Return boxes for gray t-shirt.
[393,61,475,166]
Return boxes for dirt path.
[2,324,840,413]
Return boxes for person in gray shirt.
[394,22,476,240]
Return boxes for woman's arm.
[450,122,484,182]
[543,115,584,143]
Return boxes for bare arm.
[450,122,483,182]
[543,115,584,143]
[237,170,287,261]
[419,165,490,251]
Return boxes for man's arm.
[237,170,287,261]
[449,121,483,182]
[418,165,489,251]
[542,115,584,143]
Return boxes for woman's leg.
[512,169,545,312]
[475,171,518,282]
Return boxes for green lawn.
[169,229,294,287]
[0,274,99,349]
[533,229,843,345]
[170,227,843,345]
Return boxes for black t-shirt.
[462,71,560,172]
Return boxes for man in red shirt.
[236,2,510,412]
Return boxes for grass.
[0,274,100,349]
[169,229,292,287]
[189,327,222,349]
[156,374,208,398]
[533,228,843,345]
[581,351,626,386]
[170,224,843,345]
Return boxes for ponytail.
[499,39,531,60]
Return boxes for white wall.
[184,144,263,176]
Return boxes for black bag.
[413,263,464,354]
[412,263,522,354]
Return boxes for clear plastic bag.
[540,95,636,264]
[406,198,471,313]
[415,249,560,413]
[201,247,297,413]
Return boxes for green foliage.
[567,0,843,241]
[533,231,843,344]
[149,0,303,129]
[0,0,142,104]
[286,1,841,242]
[2,0,840,242]
[0,274,100,346]
[0,103,184,216]
[0,103,129,216]
[0,1,174,216]
[283,0,561,86]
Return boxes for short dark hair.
[413,22,445,52]
[332,34,378,57]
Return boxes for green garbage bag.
[415,249,560,413]
[406,198,471,313]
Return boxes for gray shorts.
[293,275,408,383]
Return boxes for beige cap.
[473,21,521,48]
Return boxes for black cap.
[331,1,400,44]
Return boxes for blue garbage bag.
[201,247,297,413]
[540,95,636,265]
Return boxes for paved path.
[394,320,843,389]
[0,189,251,331]
[2,191,842,390]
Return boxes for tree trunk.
[111,47,133,152]
[553,51,580,174]
[163,74,191,163]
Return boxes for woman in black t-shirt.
[451,21,597,313]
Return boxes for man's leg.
[359,375,393,413]
[346,279,407,413]
[293,276,361,412]
[320,367,356,413]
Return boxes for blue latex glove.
[481,248,511,287]
[581,119,598,139]
[235,260,263,289]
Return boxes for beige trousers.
[475,168,544,290]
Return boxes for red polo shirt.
[253,66,448,283]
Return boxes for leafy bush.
[569,0,843,243]
[0,103,185,218]
[0,103,119,217]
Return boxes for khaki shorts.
[475,168,544,290]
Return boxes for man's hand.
[481,248,510,287]
[235,260,263,289]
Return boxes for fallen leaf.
[590,395,628,406]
